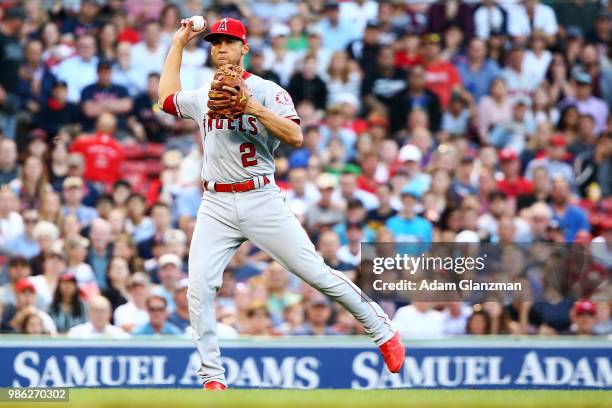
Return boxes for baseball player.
[158,17,405,390]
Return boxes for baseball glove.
[207,64,250,120]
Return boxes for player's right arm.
[158,18,206,116]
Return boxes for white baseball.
[190,16,206,32]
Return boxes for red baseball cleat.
[378,332,406,373]
[203,381,227,391]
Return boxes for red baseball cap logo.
[204,18,247,44]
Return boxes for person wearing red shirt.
[421,33,462,108]
[70,112,125,187]
[497,148,534,197]
[356,152,379,194]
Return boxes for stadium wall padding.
[0,337,610,389]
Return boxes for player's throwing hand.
[173,17,207,47]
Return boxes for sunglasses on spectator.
[24,218,39,224]
[148,306,166,312]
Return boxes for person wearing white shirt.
[113,272,151,333]
[112,42,147,96]
[304,26,334,79]
[393,302,445,339]
[339,1,379,36]
[0,189,24,249]
[474,0,509,39]
[522,32,552,88]
[52,35,98,103]
[179,41,212,91]
[68,295,129,339]
[131,20,169,79]
[442,302,473,335]
[507,0,558,39]
[263,23,300,87]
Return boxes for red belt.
[204,176,270,193]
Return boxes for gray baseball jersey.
[162,71,395,386]
[165,72,299,182]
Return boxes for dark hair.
[146,294,167,309]
[556,104,579,132]
[466,310,491,334]
[50,278,83,318]
[96,194,113,207]
[20,312,43,333]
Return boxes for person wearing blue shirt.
[456,38,500,101]
[549,176,590,242]
[60,177,98,227]
[133,294,182,335]
[386,187,433,249]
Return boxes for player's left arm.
[244,98,303,148]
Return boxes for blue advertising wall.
[0,337,610,389]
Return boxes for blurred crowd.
[0,0,610,339]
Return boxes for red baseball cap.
[204,18,247,44]
[550,134,567,147]
[15,278,36,293]
[574,300,596,316]
[499,148,518,162]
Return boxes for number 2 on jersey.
[240,142,258,167]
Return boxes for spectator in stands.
[288,54,328,111]
[560,71,609,135]
[2,278,57,334]
[246,47,281,84]
[133,294,181,335]
[168,278,190,331]
[317,1,359,52]
[10,155,52,210]
[386,186,432,244]
[0,138,18,184]
[102,257,130,312]
[30,245,67,311]
[525,135,574,187]
[508,0,558,40]
[125,193,154,244]
[154,253,182,312]
[501,41,539,97]
[53,34,98,103]
[3,209,40,259]
[443,302,472,335]
[113,42,146,97]
[421,33,462,109]
[131,20,167,78]
[64,235,96,288]
[466,309,491,335]
[571,300,597,336]
[61,177,98,227]
[114,272,150,333]
[549,176,590,242]
[70,113,125,187]
[19,311,47,335]
[87,218,113,290]
[346,21,380,80]
[337,222,363,267]
[129,73,170,143]
[394,302,445,338]
[457,38,500,101]
[0,257,33,307]
[263,23,300,87]
[68,295,128,339]
[137,202,172,260]
[400,65,442,133]
[0,8,26,138]
[245,302,275,336]
[293,294,337,335]
[361,47,407,129]
[80,60,132,133]
[474,0,509,40]
[49,272,87,333]
[263,262,298,327]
